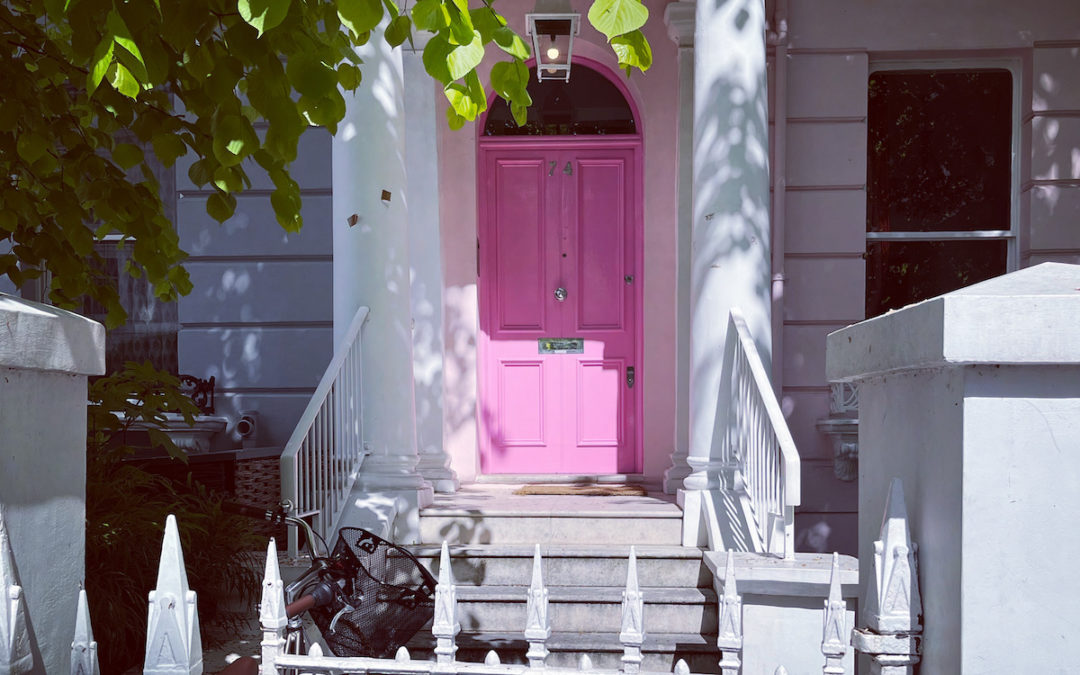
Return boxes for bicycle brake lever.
[328,602,359,634]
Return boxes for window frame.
[866,58,1023,272]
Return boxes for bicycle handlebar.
[222,500,329,559]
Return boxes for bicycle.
[219,502,437,674]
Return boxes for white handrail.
[721,308,801,559]
[280,305,371,558]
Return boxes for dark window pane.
[865,240,1007,317]
[867,70,1011,232]
[81,241,179,374]
[483,65,636,136]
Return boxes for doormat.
[513,484,649,497]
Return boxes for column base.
[662,462,692,494]
[336,487,434,544]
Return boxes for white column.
[663,0,696,495]
[404,41,458,493]
[683,0,771,535]
[333,30,432,505]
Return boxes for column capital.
[664,1,696,48]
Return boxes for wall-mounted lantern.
[526,10,580,83]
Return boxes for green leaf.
[206,191,237,223]
[271,185,303,232]
[286,54,338,98]
[470,6,505,42]
[212,166,245,193]
[422,34,454,85]
[411,0,449,31]
[212,114,256,167]
[112,143,144,170]
[587,0,649,41]
[88,38,114,96]
[445,1,475,45]
[338,0,384,37]
[109,62,140,99]
[16,133,48,164]
[446,105,465,130]
[337,63,363,90]
[151,133,187,168]
[492,26,530,60]
[446,30,484,81]
[188,159,213,187]
[238,0,291,37]
[444,81,483,122]
[610,29,652,73]
[491,60,531,105]
[385,14,412,47]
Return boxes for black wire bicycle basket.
[309,527,437,657]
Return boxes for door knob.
[554,287,567,302]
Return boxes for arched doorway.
[477,61,643,475]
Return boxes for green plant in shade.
[85,363,263,673]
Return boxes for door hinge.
[626,366,635,389]
[477,237,480,277]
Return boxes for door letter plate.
[539,338,584,354]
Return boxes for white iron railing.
[280,305,371,558]
[719,308,801,559]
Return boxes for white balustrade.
[71,590,98,675]
[715,551,742,674]
[851,478,922,674]
[821,553,847,675]
[0,506,32,674]
[280,305,371,558]
[143,514,202,675]
[720,308,801,559]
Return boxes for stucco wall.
[774,0,1080,555]
[438,0,680,482]
[175,129,334,449]
[0,295,104,674]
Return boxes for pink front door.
[478,139,641,474]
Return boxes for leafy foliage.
[1,0,651,325]
[85,363,263,672]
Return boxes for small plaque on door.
[539,338,584,354]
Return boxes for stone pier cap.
[826,263,1080,381]
[0,292,105,375]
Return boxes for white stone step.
[426,585,717,635]
[406,631,722,673]
[419,485,684,546]
[419,510,683,546]
[410,544,709,588]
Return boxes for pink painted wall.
[438,0,679,483]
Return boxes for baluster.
[485,651,501,666]
[71,589,99,675]
[673,659,689,675]
[851,479,922,674]
[619,547,645,675]
[821,553,847,675]
[144,515,202,675]
[578,655,594,671]
[774,668,789,675]
[432,542,460,668]
[716,551,742,674]
[524,545,551,667]
[259,538,287,675]
[0,506,32,673]
[396,647,412,662]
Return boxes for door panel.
[479,142,638,474]
[575,159,626,331]
[492,160,550,332]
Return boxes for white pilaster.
[683,0,771,527]
[333,27,432,506]
[404,38,458,493]
[663,0,696,494]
